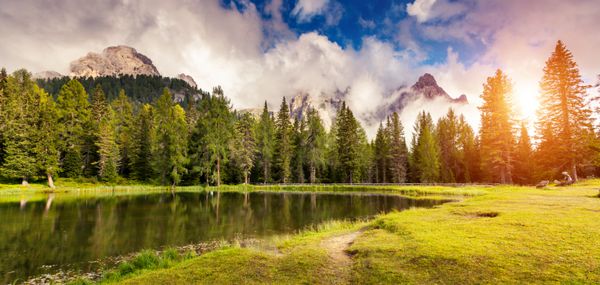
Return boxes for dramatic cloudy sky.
[1,0,599,135]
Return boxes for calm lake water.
[0,190,447,282]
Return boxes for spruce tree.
[411,111,440,183]
[232,112,256,184]
[96,108,120,182]
[437,109,461,183]
[255,102,275,184]
[56,79,91,178]
[291,118,307,183]
[274,97,293,183]
[373,122,389,183]
[112,89,135,177]
[0,70,42,184]
[305,108,326,183]
[152,88,188,186]
[457,115,479,182]
[131,104,154,181]
[514,122,534,185]
[536,40,594,181]
[336,103,362,183]
[87,85,110,177]
[479,69,515,184]
[388,112,408,183]
[190,86,233,186]
[35,86,61,188]
[0,68,8,166]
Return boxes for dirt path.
[320,231,360,268]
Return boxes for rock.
[33,70,63,80]
[536,180,549,188]
[70,45,160,77]
[177,73,197,89]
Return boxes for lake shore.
[4,181,600,284]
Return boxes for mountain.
[70,46,160,77]
[33,70,63,80]
[289,73,469,128]
[177,74,197,89]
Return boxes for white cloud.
[291,0,330,22]
[406,0,437,23]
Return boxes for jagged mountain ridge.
[70,46,160,78]
[288,73,469,128]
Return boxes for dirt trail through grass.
[320,230,360,280]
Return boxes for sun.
[513,82,539,122]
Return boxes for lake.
[0,190,448,282]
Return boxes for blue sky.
[220,0,487,67]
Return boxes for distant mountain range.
[34,45,469,126]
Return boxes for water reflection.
[0,190,446,282]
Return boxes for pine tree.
[255,102,275,184]
[388,112,408,183]
[479,69,515,184]
[190,86,233,186]
[457,115,479,182]
[437,109,461,183]
[373,122,389,183]
[56,79,91,178]
[131,104,154,181]
[536,40,594,181]
[152,88,188,186]
[112,89,135,177]
[513,122,534,185]
[305,108,326,183]
[35,86,61,188]
[336,102,363,183]
[274,97,293,183]
[411,111,440,183]
[87,85,110,177]
[96,108,120,182]
[232,112,256,184]
[291,118,307,183]
[0,68,8,166]
[0,70,42,184]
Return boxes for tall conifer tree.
[536,40,594,181]
[255,102,275,184]
[274,97,293,183]
[479,70,515,184]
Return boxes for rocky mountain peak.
[411,73,450,99]
[33,70,63,80]
[70,45,160,78]
[177,73,197,89]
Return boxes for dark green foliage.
[189,87,233,186]
[56,79,92,178]
[255,102,275,184]
[112,90,135,177]
[37,74,202,105]
[152,88,188,186]
[305,108,327,183]
[410,111,440,183]
[131,104,154,181]
[232,112,256,184]
[335,102,368,183]
[274,97,293,183]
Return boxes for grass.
[100,181,600,284]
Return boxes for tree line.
[0,40,598,187]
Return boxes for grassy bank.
[103,181,600,284]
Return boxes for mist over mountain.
[34,45,473,137]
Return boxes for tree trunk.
[310,162,316,184]
[572,160,578,182]
[47,173,56,189]
[263,163,268,185]
[499,168,506,184]
[244,172,248,185]
[349,171,353,184]
[216,156,221,187]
